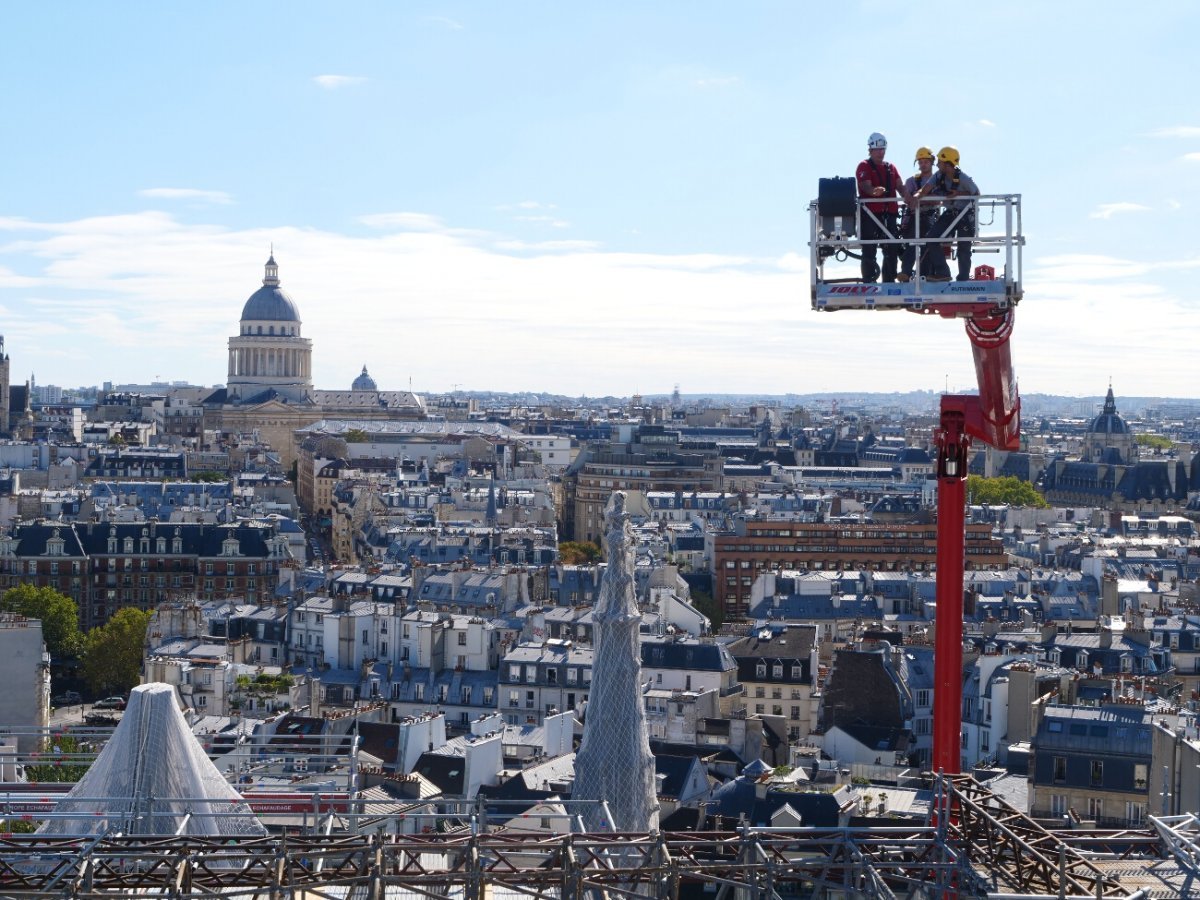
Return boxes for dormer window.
[46,530,65,557]
[123,537,134,554]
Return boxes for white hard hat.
[868,132,887,150]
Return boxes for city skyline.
[2,3,1199,397]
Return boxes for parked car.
[51,691,82,706]
[93,696,126,711]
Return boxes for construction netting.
[572,492,660,833]
[37,682,266,837]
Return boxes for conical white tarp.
[37,682,266,837]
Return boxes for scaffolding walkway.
[0,774,1189,898]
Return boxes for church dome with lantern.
[225,256,313,404]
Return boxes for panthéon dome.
[240,256,301,323]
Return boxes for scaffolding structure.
[0,774,1190,898]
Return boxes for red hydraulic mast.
[809,189,1024,775]
[932,310,1019,775]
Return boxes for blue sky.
[1,2,1198,398]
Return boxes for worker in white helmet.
[855,133,910,283]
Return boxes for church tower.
[226,256,314,403]
[1082,385,1136,464]
[0,336,10,437]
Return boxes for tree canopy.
[81,607,152,697]
[25,733,90,784]
[966,475,1048,508]
[1135,433,1173,451]
[1,584,81,658]
[558,541,602,565]
[689,586,724,632]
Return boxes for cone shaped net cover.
[37,683,266,837]
[572,492,659,833]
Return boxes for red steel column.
[933,402,970,775]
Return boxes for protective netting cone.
[37,682,266,837]
[572,492,659,833]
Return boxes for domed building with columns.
[203,256,425,466]
[226,256,313,404]
[1040,386,1195,511]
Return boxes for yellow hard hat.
[914,146,934,163]
[937,146,960,166]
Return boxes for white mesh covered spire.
[37,683,266,837]
[572,492,659,832]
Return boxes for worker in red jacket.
[855,132,909,283]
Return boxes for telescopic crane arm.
[809,188,1024,776]
[932,308,1019,775]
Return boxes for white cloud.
[358,212,445,231]
[493,239,601,252]
[3,212,1199,398]
[776,252,807,273]
[424,15,463,30]
[1167,199,1182,210]
[1182,152,1200,162]
[1149,126,1200,138]
[1089,202,1150,220]
[138,188,233,205]
[0,266,39,288]
[514,215,570,228]
[977,118,997,128]
[495,201,558,213]
[0,216,51,232]
[313,74,367,90]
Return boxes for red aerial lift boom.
[809,189,1023,774]
[932,308,1019,774]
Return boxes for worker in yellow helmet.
[920,146,980,282]
[897,147,937,283]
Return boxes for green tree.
[689,587,724,631]
[1135,433,1173,451]
[1,584,81,658]
[558,541,602,565]
[25,733,91,783]
[344,428,369,444]
[966,475,1048,508]
[191,469,228,483]
[81,607,152,697]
